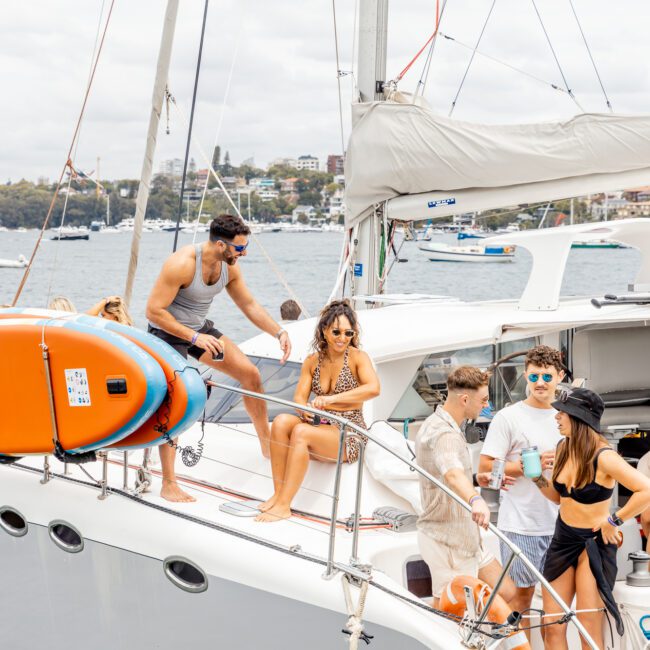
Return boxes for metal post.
[40,456,51,484]
[325,423,347,578]
[123,451,129,491]
[350,438,366,564]
[465,550,516,645]
[98,452,109,500]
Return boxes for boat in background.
[571,239,627,249]
[50,227,90,241]
[418,241,515,262]
[0,254,28,268]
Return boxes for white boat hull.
[418,243,515,263]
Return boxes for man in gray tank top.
[146,214,292,502]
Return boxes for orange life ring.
[439,575,531,650]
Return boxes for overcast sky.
[2,1,649,183]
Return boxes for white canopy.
[344,100,650,227]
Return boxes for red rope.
[396,0,440,82]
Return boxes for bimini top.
[344,99,650,227]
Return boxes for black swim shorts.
[148,319,223,361]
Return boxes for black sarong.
[543,515,623,636]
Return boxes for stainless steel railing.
[206,380,598,650]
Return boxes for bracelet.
[275,328,287,340]
[469,495,482,506]
[190,332,199,345]
[472,473,479,487]
[608,514,624,527]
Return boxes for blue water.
[0,230,641,343]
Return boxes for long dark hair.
[552,415,606,490]
[311,299,360,357]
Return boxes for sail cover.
[344,101,650,227]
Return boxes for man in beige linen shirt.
[416,366,515,606]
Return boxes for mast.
[124,0,179,307]
[352,0,388,300]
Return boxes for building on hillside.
[624,186,650,203]
[249,177,276,190]
[296,155,319,172]
[333,174,345,187]
[590,198,629,220]
[197,169,209,185]
[281,177,299,193]
[327,154,345,175]
[292,205,318,223]
[257,189,280,202]
[616,201,650,218]
[271,157,298,169]
[159,158,184,176]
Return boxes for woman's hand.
[312,395,335,410]
[475,472,516,491]
[593,519,623,546]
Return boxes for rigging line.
[45,174,74,305]
[173,0,210,254]
[439,32,570,96]
[396,0,440,83]
[166,96,311,317]
[350,0,359,98]
[448,0,498,117]
[192,1,247,245]
[568,0,612,112]
[530,0,584,113]
[11,0,116,307]
[417,0,450,98]
[331,0,346,157]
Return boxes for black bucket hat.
[551,387,605,433]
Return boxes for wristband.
[190,332,199,345]
[472,473,478,487]
[275,328,287,340]
[608,514,624,527]
[469,495,482,506]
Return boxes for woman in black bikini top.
[255,299,380,523]
[531,388,650,648]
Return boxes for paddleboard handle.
[40,343,61,449]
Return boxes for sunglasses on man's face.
[331,328,355,338]
[528,373,554,383]
[217,238,249,253]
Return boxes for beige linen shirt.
[415,405,480,557]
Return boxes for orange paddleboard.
[0,318,167,455]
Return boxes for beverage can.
[489,458,505,490]
[522,446,542,479]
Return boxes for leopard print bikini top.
[311,348,359,396]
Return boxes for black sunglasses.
[331,328,355,338]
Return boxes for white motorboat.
[418,241,515,262]
[0,253,27,268]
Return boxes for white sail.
[344,100,650,227]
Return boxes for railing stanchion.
[350,438,365,564]
[122,451,129,490]
[325,422,347,579]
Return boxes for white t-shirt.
[482,401,562,536]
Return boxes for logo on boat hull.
[427,198,456,208]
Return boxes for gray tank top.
[162,244,229,330]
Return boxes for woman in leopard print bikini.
[256,300,380,522]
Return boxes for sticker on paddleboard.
[65,368,91,407]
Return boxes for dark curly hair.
[311,299,360,357]
[209,214,250,241]
[525,345,564,373]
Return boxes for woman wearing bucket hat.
[530,387,650,648]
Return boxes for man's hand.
[278,330,291,364]
[475,472,516,491]
[470,496,491,530]
[540,450,555,472]
[193,333,224,358]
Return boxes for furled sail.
[344,100,650,227]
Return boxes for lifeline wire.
[11,0,116,307]
[331,0,347,157]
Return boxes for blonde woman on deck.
[256,300,380,522]
[87,295,134,325]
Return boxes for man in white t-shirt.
[637,451,650,551]
[479,345,564,635]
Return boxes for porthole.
[163,556,208,593]
[48,520,84,553]
[0,506,28,537]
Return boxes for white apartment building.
[296,155,319,171]
[159,158,184,176]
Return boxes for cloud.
[1,0,649,182]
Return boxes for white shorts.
[418,530,495,598]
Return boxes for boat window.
[490,337,538,410]
[389,344,494,421]
[48,520,84,553]
[163,556,208,593]
[204,357,303,424]
[0,506,28,537]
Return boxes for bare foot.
[255,504,291,522]
[258,495,278,512]
[160,479,196,503]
